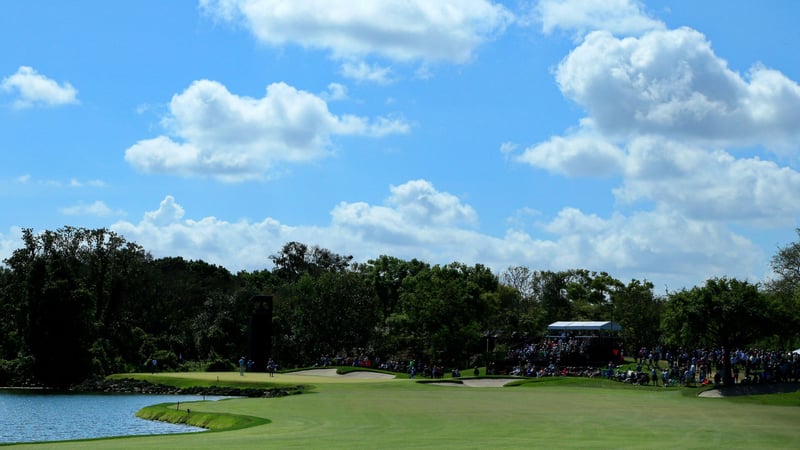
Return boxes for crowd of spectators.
[505,340,800,387]
[310,341,800,388]
[312,353,458,379]
[503,333,621,377]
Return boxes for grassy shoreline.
[135,401,270,431]
[7,370,800,449]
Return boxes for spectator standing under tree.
[239,356,246,376]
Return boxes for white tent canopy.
[547,321,622,332]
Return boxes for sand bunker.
[291,370,514,385]
[429,378,515,387]
[293,369,339,377]
[292,369,394,379]
[698,382,800,398]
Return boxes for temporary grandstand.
[547,321,622,334]
[546,321,624,366]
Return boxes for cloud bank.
[200,0,514,82]
[108,179,763,290]
[124,80,409,182]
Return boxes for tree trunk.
[722,347,734,386]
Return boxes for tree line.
[1,226,798,387]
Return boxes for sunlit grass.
[13,372,800,449]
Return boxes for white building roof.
[547,321,622,331]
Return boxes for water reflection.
[0,390,225,444]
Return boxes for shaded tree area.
[2,227,153,386]
[1,227,798,387]
[383,263,498,368]
[661,278,776,385]
[0,227,249,386]
[612,279,662,353]
[765,228,800,348]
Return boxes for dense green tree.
[188,292,231,361]
[532,269,618,325]
[661,278,774,385]
[273,270,379,364]
[765,228,800,347]
[501,266,536,305]
[144,257,239,362]
[769,228,800,291]
[3,229,796,385]
[532,270,573,325]
[270,241,353,282]
[611,279,661,352]
[360,255,429,322]
[3,227,151,385]
[500,266,546,337]
[480,283,525,344]
[0,267,24,361]
[388,263,497,367]
[564,270,620,320]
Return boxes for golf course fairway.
[9,371,800,449]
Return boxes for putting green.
[12,373,800,449]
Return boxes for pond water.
[0,390,227,444]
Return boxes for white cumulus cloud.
[511,6,799,288]
[535,0,664,38]
[517,18,800,230]
[124,79,409,182]
[61,201,124,218]
[340,61,394,84]
[1,66,78,109]
[200,0,514,82]
[555,28,800,151]
[615,137,800,225]
[103,180,766,290]
[201,0,513,62]
[516,134,625,177]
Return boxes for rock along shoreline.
[71,377,301,398]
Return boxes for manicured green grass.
[11,372,800,449]
[106,372,303,390]
[136,402,270,431]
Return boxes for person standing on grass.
[239,356,246,376]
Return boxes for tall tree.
[4,227,151,385]
[270,241,353,282]
[564,270,620,320]
[661,278,773,385]
[390,263,497,367]
[765,228,800,347]
[769,228,800,292]
[500,266,546,337]
[274,271,378,364]
[533,270,573,325]
[611,279,660,352]
[361,255,428,322]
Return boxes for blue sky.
[2,0,799,290]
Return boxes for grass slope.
[136,401,270,431]
[9,372,800,449]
